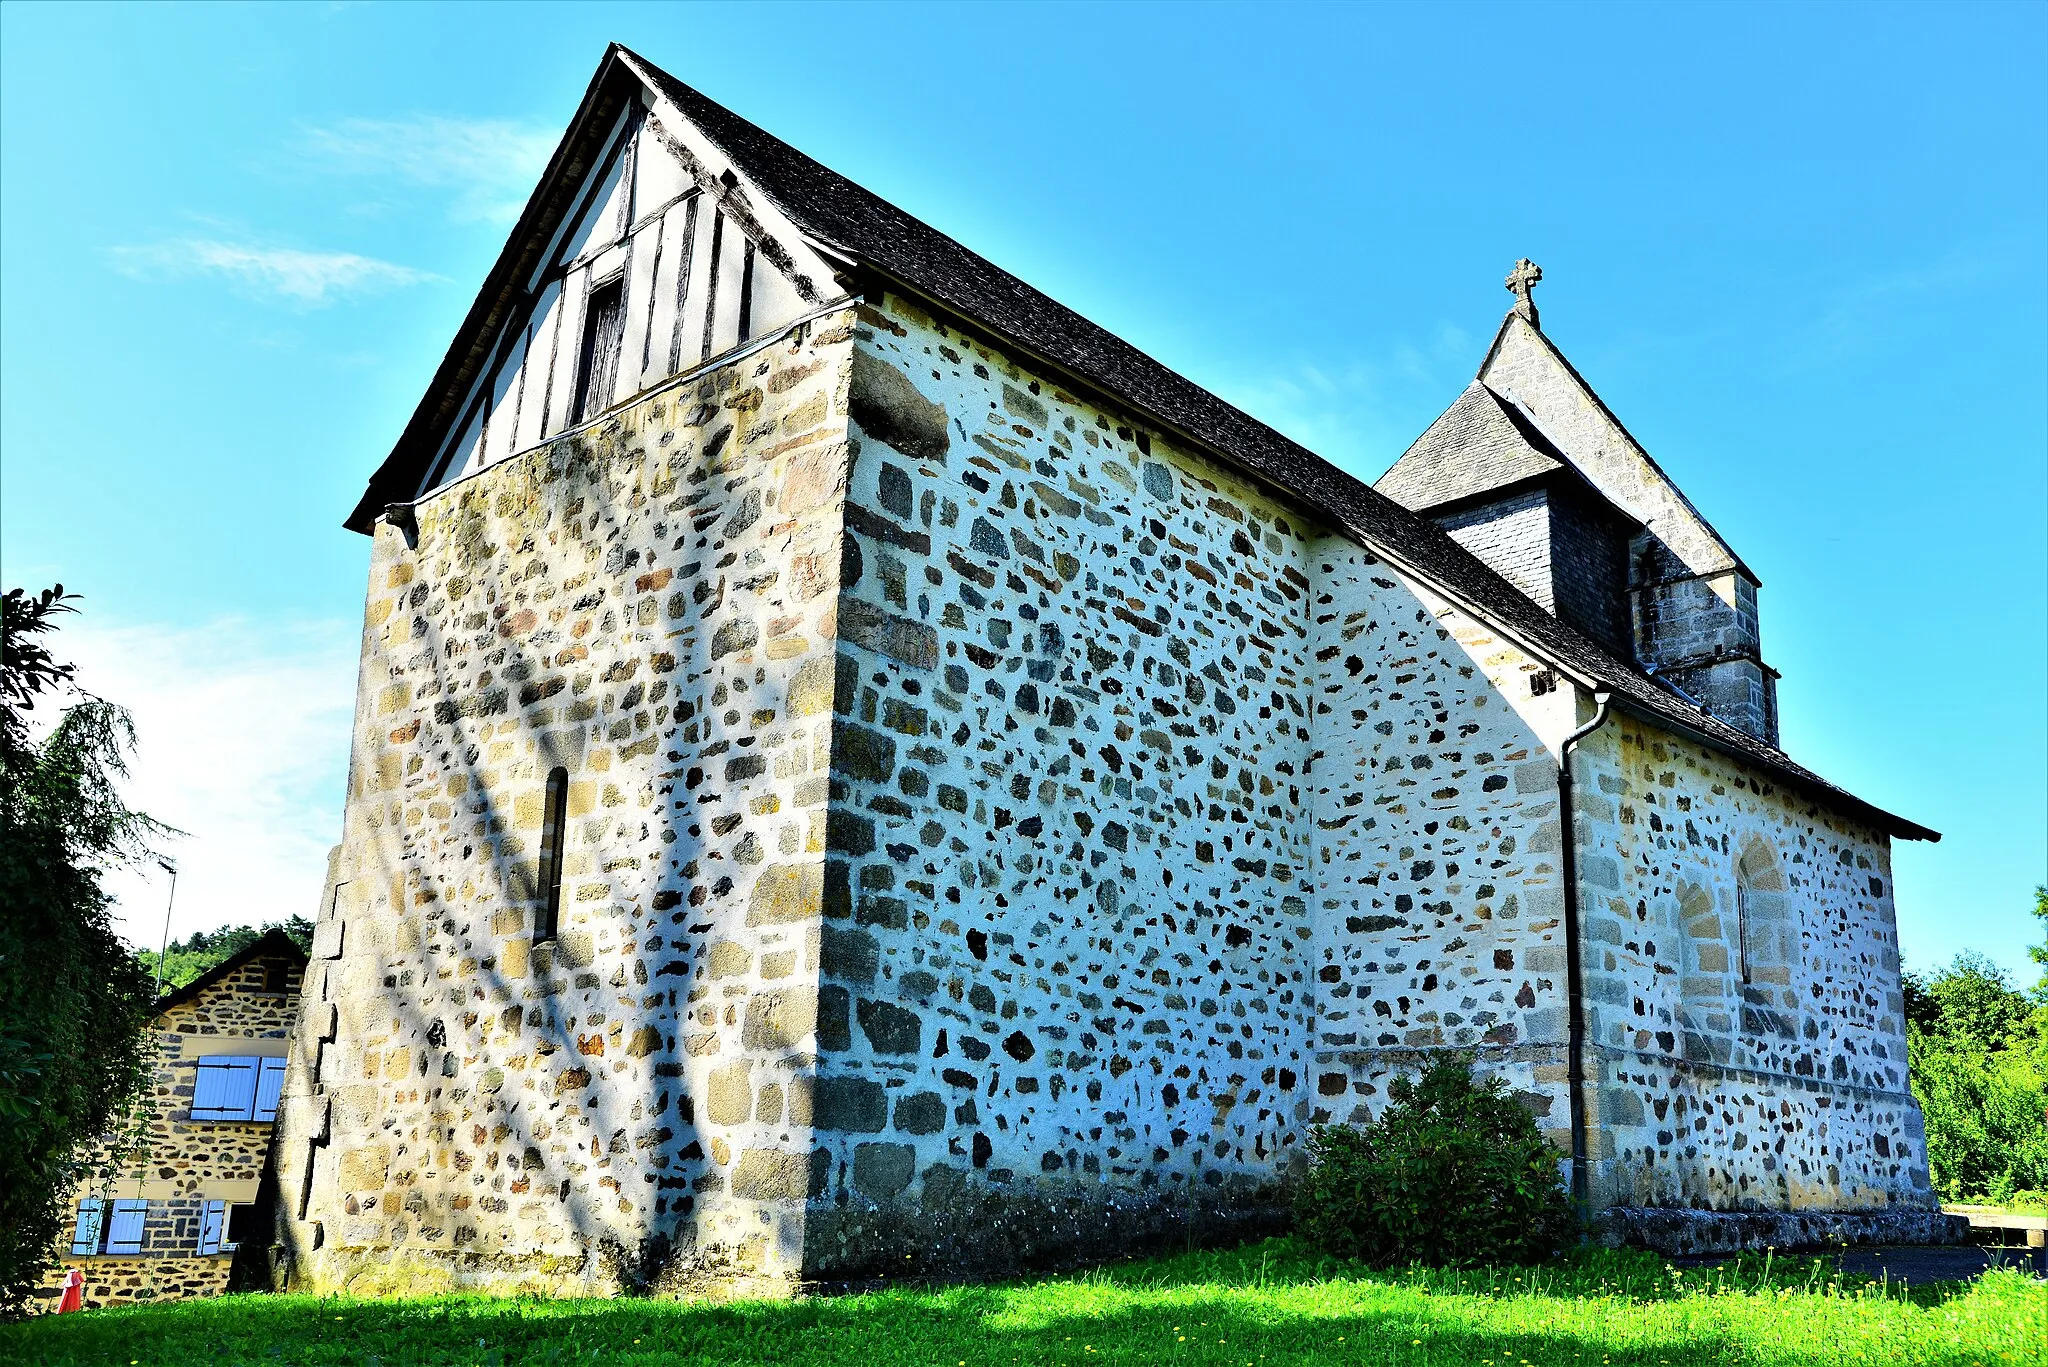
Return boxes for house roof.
[344,43,1936,844]
[1375,380,1582,514]
[152,928,308,1017]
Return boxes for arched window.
[1734,838,1795,1039]
[536,766,569,943]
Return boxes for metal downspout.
[1558,688,1613,1223]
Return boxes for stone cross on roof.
[1506,258,1543,325]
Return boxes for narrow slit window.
[573,276,627,424]
[537,766,569,943]
[1735,880,1751,984]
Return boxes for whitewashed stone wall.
[1567,719,1930,1211]
[811,296,1325,1272]
[1305,557,1582,1149]
[284,288,1931,1294]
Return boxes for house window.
[536,766,570,943]
[71,1198,148,1255]
[197,1200,232,1256]
[572,276,627,425]
[226,1201,263,1250]
[261,958,292,994]
[192,1055,288,1122]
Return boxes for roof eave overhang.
[1400,465,1646,533]
[1603,695,1940,844]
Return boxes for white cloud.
[53,615,359,952]
[301,115,559,225]
[1781,240,2008,372]
[111,238,438,306]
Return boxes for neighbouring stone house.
[271,44,1952,1295]
[43,929,306,1307]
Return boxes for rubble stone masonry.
[276,310,857,1295]
[278,291,1932,1295]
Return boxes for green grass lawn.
[6,1239,2043,1367]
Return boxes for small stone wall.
[1596,1205,1968,1256]
[38,1254,230,1308]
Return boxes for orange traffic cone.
[57,1269,84,1313]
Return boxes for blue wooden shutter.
[254,1057,288,1122]
[197,1200,226,1256]
[193,1056,258,1121]
[105,1200,146,1255]
[70,1199,104,1255]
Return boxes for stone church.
[271,44,1951,1294]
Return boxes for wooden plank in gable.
[631,113,693,226]
[707,211,747,358]
[554,150,630,272]
[671,196,714,374]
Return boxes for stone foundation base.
[1593,1206,1969,1256]
[803,1177,1290,1283]
[275,1236,805,1302]
[269,1181,1288,1299]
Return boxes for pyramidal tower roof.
[1379,261,1752,583]
[1376,380,1579,513]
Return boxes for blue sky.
[2,2,2042,980]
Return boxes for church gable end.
[405,58,839,500]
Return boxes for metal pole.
[151,861,178,1003]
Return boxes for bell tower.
[1377,264,1779,743]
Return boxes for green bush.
[1911,1020,2048,1202]
[1294,1056,1573,1267]
[1,586,166,1316]
[1905,933,2048,1204]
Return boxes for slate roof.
[1375,381,1577,513]
[153,928,308,1017]
[344,44,1936,844]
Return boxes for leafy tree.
[2031,884,2048,999]
[0,586,169,1317]
[137,916,314,990]
[1294,1056,1573,1267]
[1905,952,2034,1051]
[1905,938,2048,1204]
